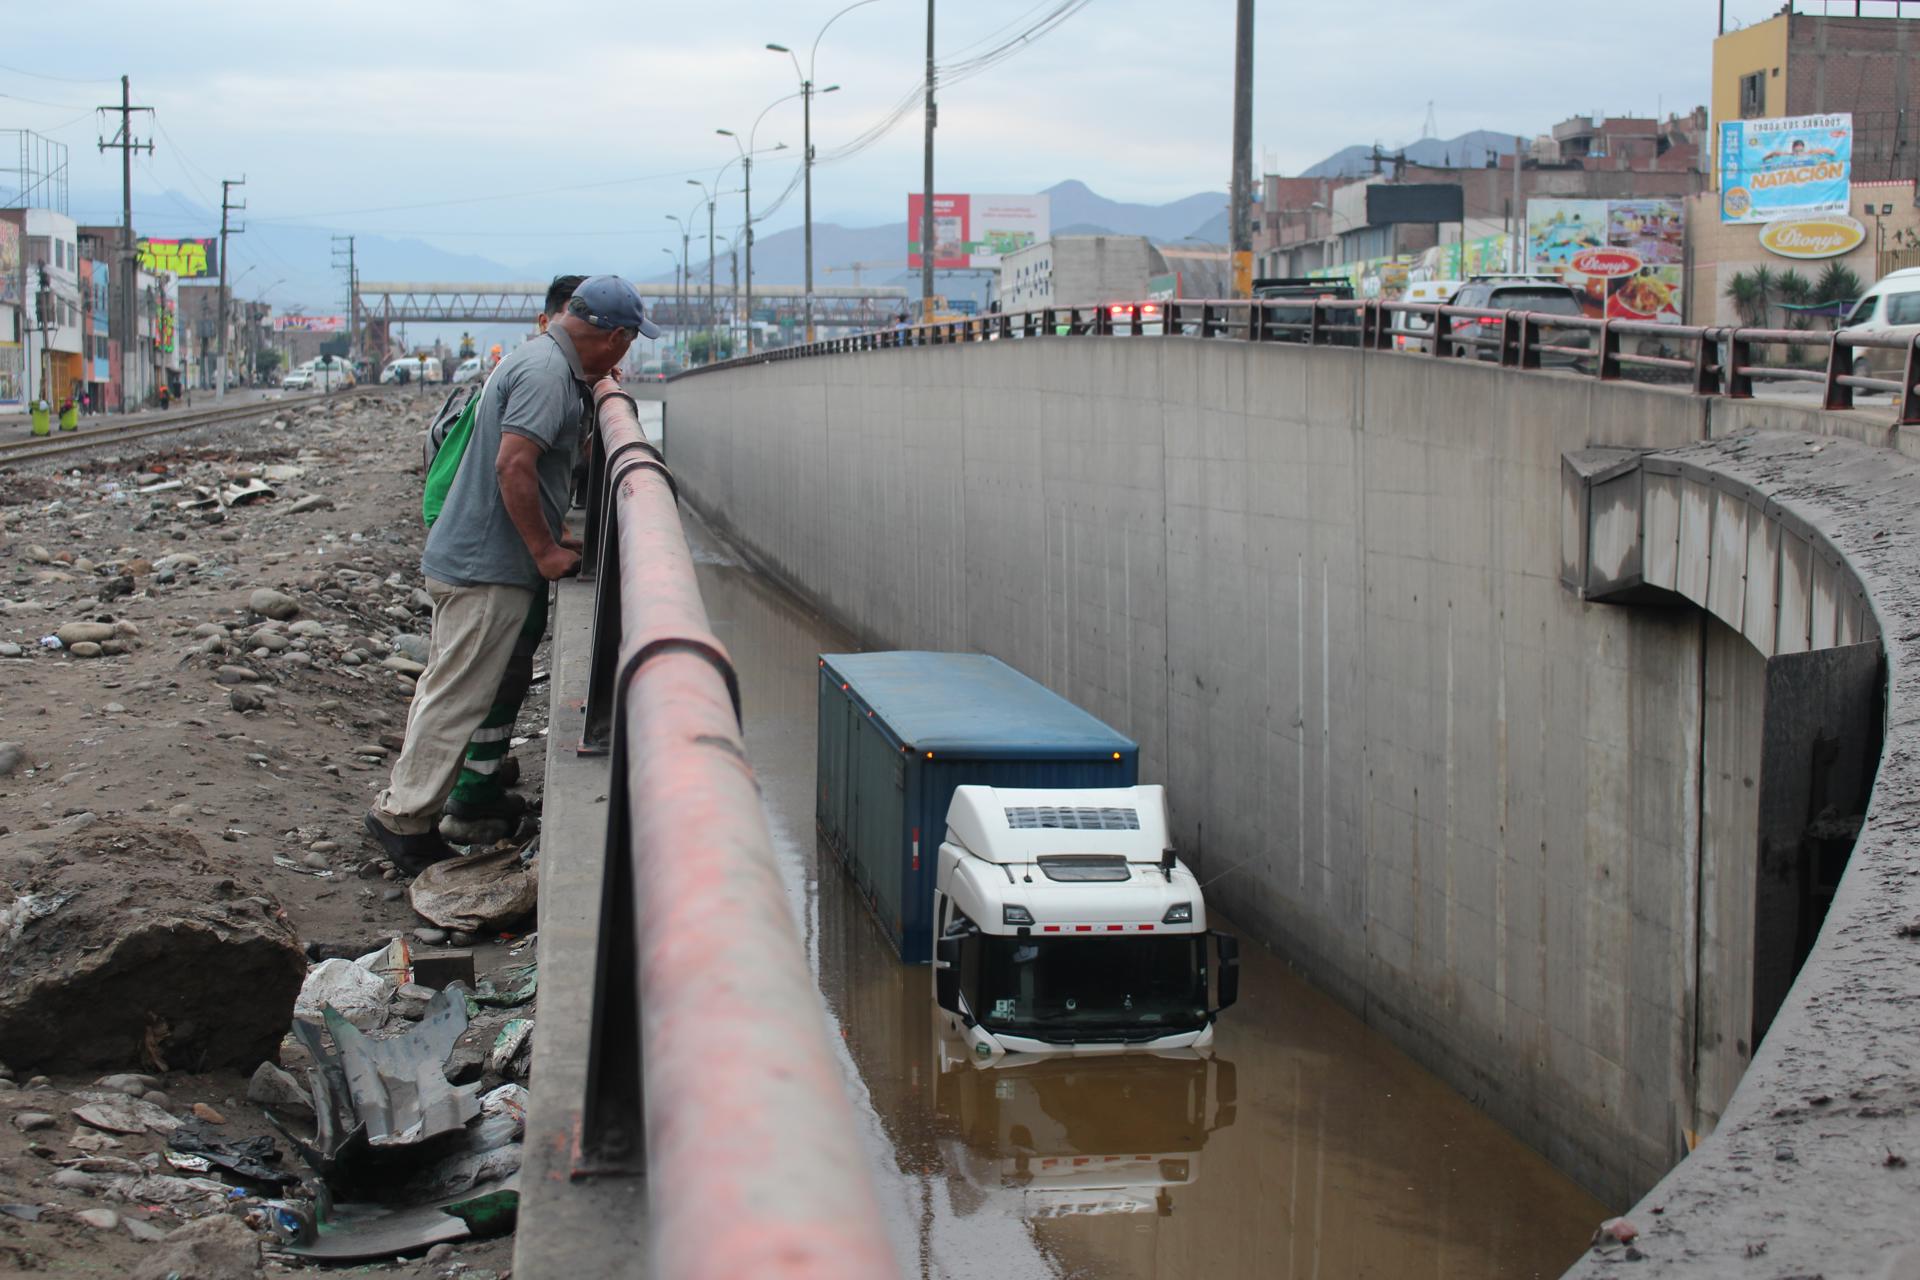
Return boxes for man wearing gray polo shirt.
[365,275,660,871]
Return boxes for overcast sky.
[5,0,1790,294]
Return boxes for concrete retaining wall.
[662,344,1920,1270]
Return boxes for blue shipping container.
[816,652,1139,963]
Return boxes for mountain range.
[66,136,1522,316]
[1300,130,1522,178]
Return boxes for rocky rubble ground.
[0,390,540,1278]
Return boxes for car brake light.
[1109,304,1131,317]
[1141,304,1161,316]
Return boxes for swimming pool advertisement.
[1718,113,1853,225]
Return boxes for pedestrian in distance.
[365,274,661,873]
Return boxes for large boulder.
[0,819,305,1072]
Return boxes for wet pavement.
[685,510,1608,1279]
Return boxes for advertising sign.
[137,238,217,278]
[0,221,18,305]
[1759,214,1867,260]
[272,314,346,333]
[1719,113,1852,224]
[1529,198,1685,322]
[907,193,1050,269]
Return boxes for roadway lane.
[685,509,1608,1279]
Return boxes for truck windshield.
[962,935,1206,1039]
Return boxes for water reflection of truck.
[934,1049,1238,1219]
[816,652,1239,1065]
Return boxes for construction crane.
[822,260,906,287]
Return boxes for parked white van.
[1839,268,1920,380]
[1394,279,1462,353]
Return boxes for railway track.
[0,390,363,467]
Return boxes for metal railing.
[674,297,1920,426]
[571,380,896,1279]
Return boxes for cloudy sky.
[5,0,1789,304]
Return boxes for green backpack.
[421,383,483,528]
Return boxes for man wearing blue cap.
[365,274,660,871]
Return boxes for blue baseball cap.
[572,275,662,340]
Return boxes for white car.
[451,356,484,385]
[282,369,316,390]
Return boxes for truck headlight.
[1003,905,1034,926]
[1162,903,1193,924]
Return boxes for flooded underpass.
[683,509,1608,1279]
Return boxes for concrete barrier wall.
[662,341,1764,1207]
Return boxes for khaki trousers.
[374,576,537,833]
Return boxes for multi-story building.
[0,208,86,409]
[993,236,1170,311]
[1254,112,1709,284]
[1712,2,1920,182]
[0,217,19,409]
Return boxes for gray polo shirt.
[421,327,591,590]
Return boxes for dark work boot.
[362,810,456,876]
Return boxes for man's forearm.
[498,456,558,559]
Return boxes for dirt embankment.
[0,390,539,1277]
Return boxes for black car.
[1444,279,1591,366]
[1252,277,1360,346]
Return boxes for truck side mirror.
[935,937,963,1016]
[1211,931,1240,1013]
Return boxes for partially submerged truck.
[817,652,1238,1062]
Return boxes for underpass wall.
[664,340,1737,1206]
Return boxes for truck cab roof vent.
[1004,806,1141,831]
[1036,855,1132,882]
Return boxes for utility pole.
[921,0,936,309]
[217,177,244,400]
[1228,0,1255,299]
[331,235,357,371]
[96,75,152,411]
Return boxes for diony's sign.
[1758,215,1867,260]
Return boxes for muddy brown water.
[685,511,1607,1279]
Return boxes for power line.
[0,64,119,85]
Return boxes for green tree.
[254,349,282,378]
[1813,261,1864,308]
[687,332,735,364]
[1724,267,1777,328]
[1775,268,1813,306]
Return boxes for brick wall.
[1786,13,1920,181]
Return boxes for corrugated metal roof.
[821,652,1136,758]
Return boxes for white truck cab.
[933,784,1239,1063]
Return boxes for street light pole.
[719,110,794,356]
[688,180,718,362]
[771,1,879,344]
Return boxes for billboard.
[907,193,1050,269]
[272,314,346,333]
[137,238,218,278]
[0,221,18,305]
[1528,198,1685,322]
[1719,113,1852,224]
[1365,183,1465,226]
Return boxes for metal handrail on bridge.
[674,296,1920,426]
[568,379,895,1279]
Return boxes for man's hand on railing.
[537,543,583,580]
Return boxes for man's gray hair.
[564,296,592,318]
